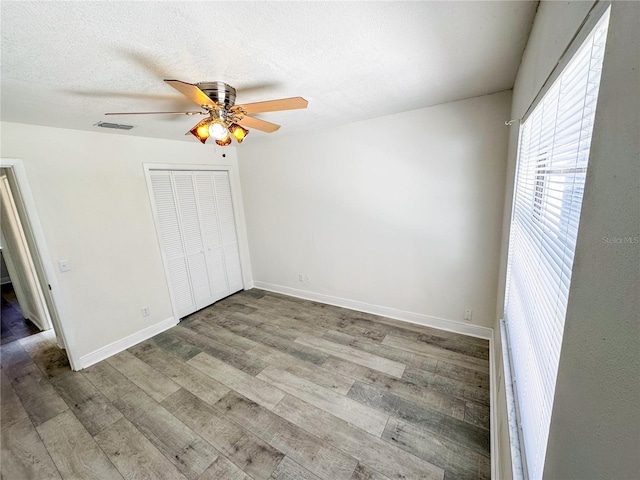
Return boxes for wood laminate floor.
[1,289,491,480]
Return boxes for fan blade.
[236,115,280,133]
[164,79,214,107]
[105,111,206,115]
[233,97,308,114]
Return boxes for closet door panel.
[194,173,222,248]
[149,172,195,315]
[194,172,229,299]
[213,172,243,293]
[213,172,236,244]
[172,172,214,307]
[208,248,229,299]
[167,258,192,314]
[223,242,243,292]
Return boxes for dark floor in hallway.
[1,283,40,345]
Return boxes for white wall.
[494,1,640,478]
[237,91,511,330]
[0,122,251,368]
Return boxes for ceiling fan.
[105,80,308,146]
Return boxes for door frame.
[0,158,78,370]
[143,163,253,322]
[0,177,51,330]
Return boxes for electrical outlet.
[304,274,311,283]
[141,307,150,317]
[464,309,473,321]
[299,273,305,282]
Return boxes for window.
[503,8,610,479]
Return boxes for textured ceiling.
[1,1,537,143]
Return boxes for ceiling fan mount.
[105,79,308,146]
[196,81,237,110]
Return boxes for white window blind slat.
[504,9,610,479]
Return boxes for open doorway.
[0,161,73,369]
[1,173,53,332]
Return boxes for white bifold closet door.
[150,170,243,319]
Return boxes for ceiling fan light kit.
[105,79,308,146]
[229,123,249,143]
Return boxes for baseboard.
[252,281,493,340]
[77,316,178,370]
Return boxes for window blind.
[504,9,610,480]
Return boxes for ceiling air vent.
[94,121,134,130]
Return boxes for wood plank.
[347,382,490,457]
[95,417,189,480]
[19,331,72,379]
[246,295,385,342]
[234,304,328,338]
[152,331,201,361]
[273,394,444,480]
[258,366,389,437]
[350,463,391,480]
[187,352,285,410]
[107,350,181,402]
[0,337,33,371]
[397,331,489,360]
[434,360,490,390]
[162,388,284,480]
[129,341,230,406]
[231,311,327,341]
[1,417,62,479]
[382,335,489,372]
[198,454,253,480]
[189,319,258,351]
[82,361,140,401]
[170,326,269,375]
[201,310,255,332]
[244,289,266,299]
[464,401,490,431]
[323,357,466,419]
[252,294,395,346]
[1,307,39,339]
[1,369,29,427]
[6,360,68,426]
[36,410,124,479]
[270,456,321,480]
[216,301,258,315]
[248,343,356,395]
[1,325,16,344]
[214,390,358,480]
[50,372,123,436]
[401,367,490,406]
[218,322,329,366]
[383,417,491,480]
[295,334,405,378]
[322,330,438,372]
[112,389,217,479]
[348,310,490,348]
